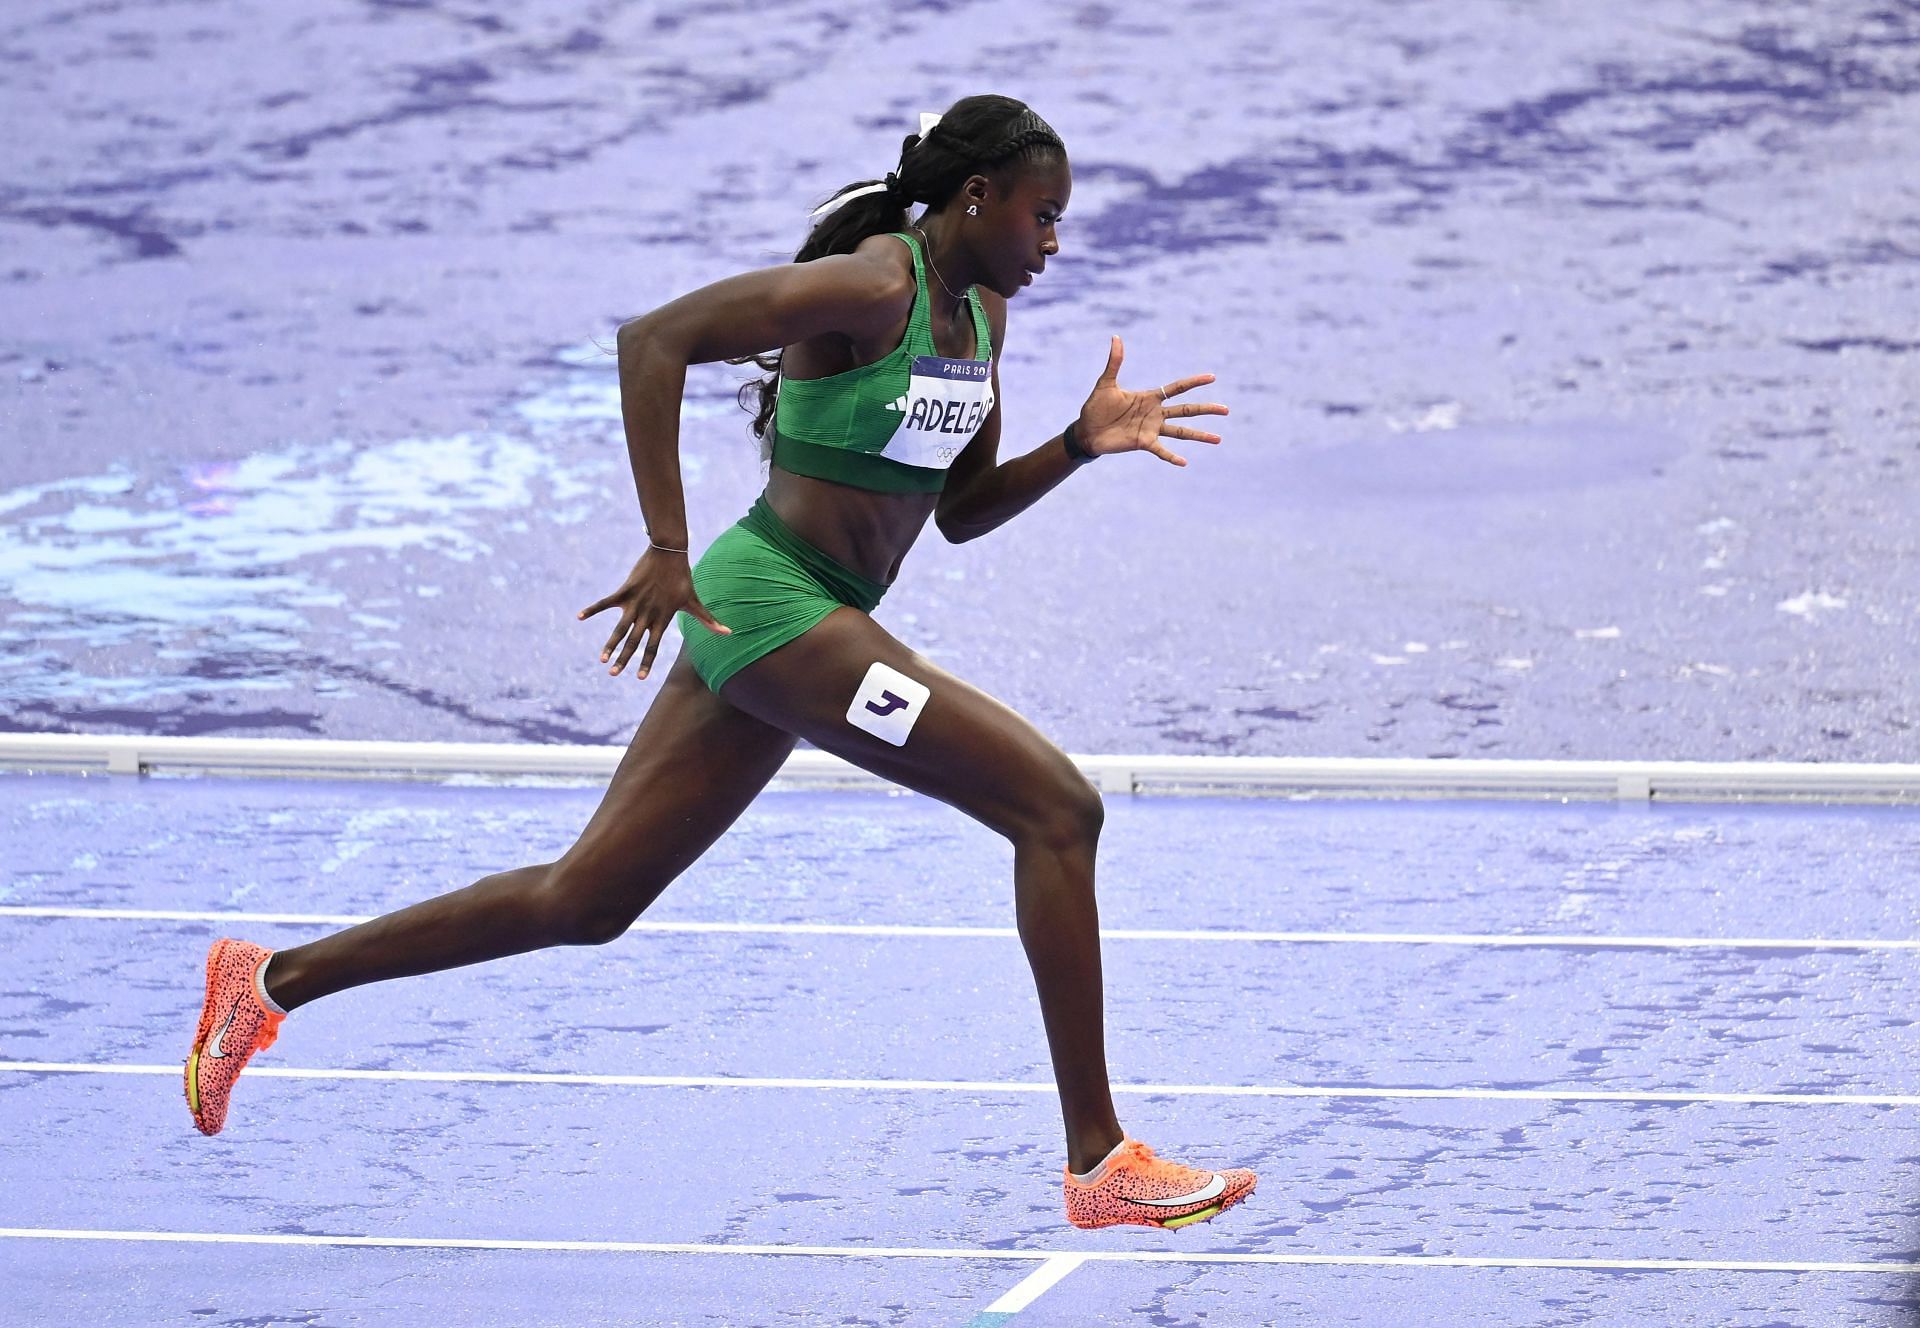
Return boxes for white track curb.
[2,733,1917,804]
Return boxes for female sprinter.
[185,94,1257,1231]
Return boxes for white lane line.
[0,1227,1914,1274]
[983,1254,1087,1312]
[0,906,373,926]
[3,906,1914,952]
[6,1061,1916,1107]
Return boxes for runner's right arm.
[581,254,911,679]
[613,253,910,547]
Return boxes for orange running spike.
[185,939,285,1136]
[1063,1138,1257,1230]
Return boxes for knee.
[1010,769,1105,855]
[536,860,642,947]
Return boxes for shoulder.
[837,232,918,320]
[764,236,916,345]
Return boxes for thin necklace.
[911,224,965,317]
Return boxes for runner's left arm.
[935,297,1077,544]
[937,309,1228,543]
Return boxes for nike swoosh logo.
[1129,1174,1227,1208]
[207,1007,238,1059]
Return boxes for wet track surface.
[4,774,1920,1323]
[3,2,1918,755]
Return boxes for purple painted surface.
[10,912,1919,1094]
[5,777,1920,1096]
[8,1074,1920,1261]
[6,0,1920,1319]
[0,1239,1018,1328]
[1019,1263,1920,1328]
[5,1243,1916,1328]
[8,774,1920,941]
[3,2,1917,757]
[3,775,1920,1323]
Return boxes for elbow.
[935,483,986,544]
[936,515,982,545]
[615,314,655,356]
[617,313,685,365]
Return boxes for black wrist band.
[1062,420,1095,464]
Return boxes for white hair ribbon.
[809,186,883,219]
[807,113,943,219]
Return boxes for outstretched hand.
[578,547,730,681]
[1076,334,1228,466]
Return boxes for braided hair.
[729,95,1066,442]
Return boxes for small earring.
[966,204,979,216]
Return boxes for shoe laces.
[1121,1139,1208,1183]
[1121,1136,1175,1174]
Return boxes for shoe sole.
[1159,1203,1224,1229]
[185,1044,202,1118]
[184,940,223,1122]
[186,939,270,1134]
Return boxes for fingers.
[596,606,732,679]
[601,613,634,663]
[1144,441,1189,467]
[686,594,733,637]
[1158,397,1225,446]
[1097,334,1124,384]
[578,594,617,621]
[610,620,648,676]
[1157,373,1217,400]
[1162,400,1229,419]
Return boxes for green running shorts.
[676,495,889,695]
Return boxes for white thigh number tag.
[880,355,995,471]
[846,662,931,747]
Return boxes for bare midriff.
[764,467,936,588]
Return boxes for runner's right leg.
[261,651,797,1010]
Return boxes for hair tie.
[805,112,943,221]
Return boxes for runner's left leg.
[720,606,1124,1174]
[261,651,797,1010]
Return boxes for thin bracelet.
[1062,419,1096,464]
[648,537,689,555]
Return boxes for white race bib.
[879,355,996,470]
[846,662,931,747]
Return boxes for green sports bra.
[770,231,996,494]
